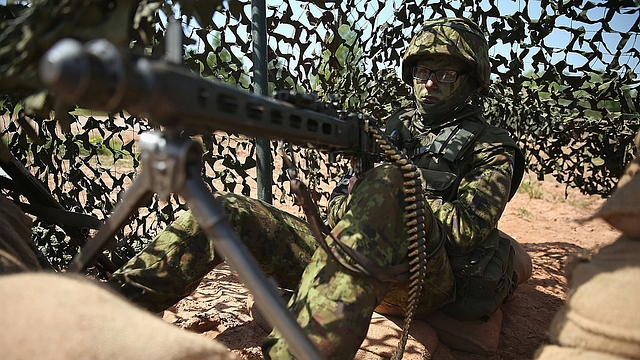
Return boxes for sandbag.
[0,273,239,360]
[534,344,631,360]
[538,132,640,360]
[540,236,640,359]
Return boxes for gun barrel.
[39,38,362,153]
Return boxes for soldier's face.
[412,56,468,104]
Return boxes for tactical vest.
[385,108,524,202]
[385,107,525,320]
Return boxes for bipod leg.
[70,131,323,360]
[68,169,153,273]
[68,131,177,273]
[179,140,323,360]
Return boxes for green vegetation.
[518,180,544,200]
[514,207,532,221]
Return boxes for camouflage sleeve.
[428,146,516,255]
[327,193,349,229]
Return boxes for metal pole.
[252,0,272,203]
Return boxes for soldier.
[108,17,531,359]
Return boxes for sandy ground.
[160,173,622,360]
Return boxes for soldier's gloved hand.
[331,168,356,197]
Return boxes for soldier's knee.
[357,163,404,191]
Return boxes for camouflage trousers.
[108,164,454,359]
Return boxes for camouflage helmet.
[402,17,490,94]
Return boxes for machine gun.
[39,38,381,175]
[40,34,431,360]
[38,37,395,360]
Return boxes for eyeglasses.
[411,66,465,83]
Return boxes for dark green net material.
[0,0,638,271]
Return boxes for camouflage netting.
[0,0,638,274]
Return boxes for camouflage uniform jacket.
[388,104,524,256]
[331,104,524,257]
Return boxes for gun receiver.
[39,38,376,158]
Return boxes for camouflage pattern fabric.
[108,193,318,313]
[384,106,521,256]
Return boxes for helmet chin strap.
[413,77,480,129]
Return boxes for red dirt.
[161,173,621,360]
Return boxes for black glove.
[330,167,356,198]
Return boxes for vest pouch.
[420,169,458,200]
[442,229,515,321]
[375,228,455,319]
